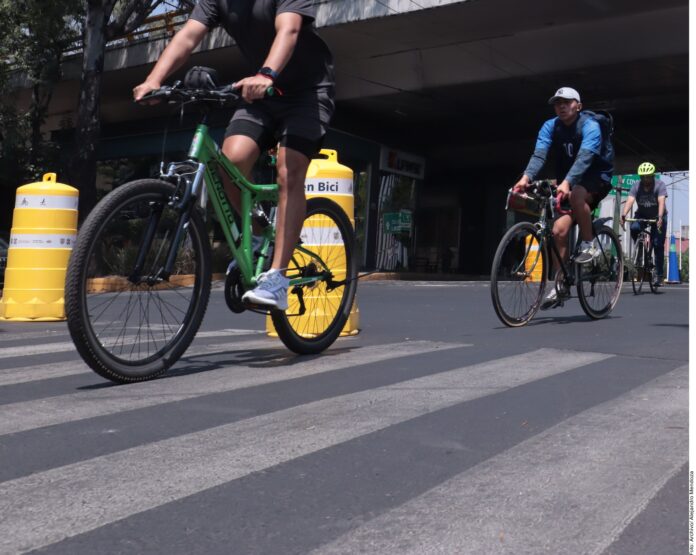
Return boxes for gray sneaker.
[242,269,289,310]
[575,241,600,264]
[540,286,570,310]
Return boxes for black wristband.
[257,67,279,81]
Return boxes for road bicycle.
[625,218,660,294]
[65,82,357,383]
[491,180,624,327]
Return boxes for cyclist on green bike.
[133,0,335,310]
[513,87,614,309]
[620,162,668,287]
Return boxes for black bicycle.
[491,180,624,327]
[625,218,660,294]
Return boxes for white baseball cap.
[548,87,581,104]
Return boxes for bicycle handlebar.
[625,218,657,223]
[136,82,278,106]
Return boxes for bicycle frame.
[154,123,333,290]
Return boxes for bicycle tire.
[271,197,357,354]
[490,222,547,327]
[577,225,623,319]
[631,238,645,295]
[647,248,659,293]
[65,179,212,383]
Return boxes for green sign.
[383,210,412,234]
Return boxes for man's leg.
[542,214,573,309]
[272,146,310,270]
[220,135,261,210]
[551,214,573,274]
[653,216,667,281]
[569,185,593,242]
[240,146,310,310]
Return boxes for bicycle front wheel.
[271,197,357,354]
[491,222,547,327]
[65,179,212,383]
[631,239,646,295]
[577,225,623,319]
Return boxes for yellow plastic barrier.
[267,149,360,337]
[524,235,543,283]
[0,173,79,321]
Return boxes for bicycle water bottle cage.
[184,66,220,90]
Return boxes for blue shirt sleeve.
[534,119,555,150]
[579,118,602,155]
[524,119,555,180]
[656,180,668,197]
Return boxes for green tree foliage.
[73,1,193,217]
[0,0,81,232]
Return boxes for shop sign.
[380,148,425,179]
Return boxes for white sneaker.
[575,241,600,264]
[540,286,569,310]
[242,269,289,310]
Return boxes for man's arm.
[657,195,666,230]
[621,195,635,227]
[133,20,208,100]
[236,12,304,102]
[514,120,553,191]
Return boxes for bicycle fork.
[130,163,206,284]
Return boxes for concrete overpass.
[26,0,691,272]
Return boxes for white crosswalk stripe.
[0,327,685,555]
[0,348,610,553]
[311,365,687,555]
[0,340,468,435]
[0,328,263,359]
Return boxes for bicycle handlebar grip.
[555,192,572,215]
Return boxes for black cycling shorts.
[225,87,335,160]
[573,179,612,210]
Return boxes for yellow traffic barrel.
[524,235,543,283]
[267,149,360,337]
[0,173,79,321]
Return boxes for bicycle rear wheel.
[577,225,623,319]
[65,179,212,383]
[271,197,357,354]
[631,239,646,295]
[490,222,547,327]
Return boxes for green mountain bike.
[65,83,357,383]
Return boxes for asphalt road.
[0,280,688,554]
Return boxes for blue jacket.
[524,112,614,185]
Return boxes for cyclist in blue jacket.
[513,87,614,309]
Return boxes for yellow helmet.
[637,162,656,176]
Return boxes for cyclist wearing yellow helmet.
[621,162,668,286]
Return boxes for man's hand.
[513,175,531,193]
[236,74,274,103]
[556,180,571,200]
[657,216,664,232]
[620,214,626,230]
[133,80,162,103]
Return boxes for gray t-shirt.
[629,179,668,218]
[190,0,334,93]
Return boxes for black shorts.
[225,87,335,159]
[573,179,612,209]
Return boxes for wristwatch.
[257,67,279,81]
